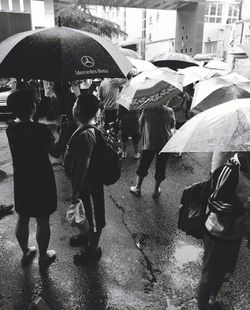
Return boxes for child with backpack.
[64,93,120,264]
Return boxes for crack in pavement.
[107,188,161,294]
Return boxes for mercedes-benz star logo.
[81,56,95,68]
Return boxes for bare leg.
[154,180,161,194]
[121,142,127,154]
[36,216,50,258]
[88,230,102,251]
[16,215,30,254]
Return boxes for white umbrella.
[191,72,250,112]
[204,59,229,71]
[127,56,157,73]
[178,66,223,86]
[118,67,184,110]
[161,98,250,153]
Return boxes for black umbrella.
[151,52,199,70]
[0,26,133,81]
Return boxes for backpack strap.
[67,124,97,147]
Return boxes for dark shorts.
[79,182,105,232]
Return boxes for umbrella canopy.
[0,26,133,81]
[161,98,250,153]
[178,66,224,86]
[119,47,141,59]
[191,72,250,112]
[150,52,198,70]
[127,57,157,73]
[117,67,184,110]
[204,59,229,71]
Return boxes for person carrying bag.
[197,152,250,310]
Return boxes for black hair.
[7,89,35,119]
[77,93,99,119]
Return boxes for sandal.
[130,186,141,197]
[69,234,88,247]
[39,250,56,268]
[152,188,161,200]
[22,246,37,264]
[73,247,102,265]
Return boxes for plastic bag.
[66,199,89,233]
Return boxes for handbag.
[66,199,89,233]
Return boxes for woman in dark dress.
[6,89,68,267]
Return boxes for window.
[217,4,222,16]
[172,41,175,47]
[181,49,183,53]
[182,25,185,31]
[205,3,209,15]
[205,2,223,24]
[210,3,216,15]
[149,16,153,25]
[190,47,192,53]
[228,6,232,16]
[148,33,152,41]
[181,36,184,41]
[186,35,189,40]
[185,48,188,53]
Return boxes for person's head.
[72,93,99,123]
[237,152,250,175]
[7,89,36,119]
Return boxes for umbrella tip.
[58,16,62,27]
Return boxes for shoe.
[152,188,161,200]
[122,152,127,158]
[133,153,140,159]
[39,250,56,268]
[69,234,88,247]
[130,186,141,197]
[22,246,37,264]
[0,204,13,214]
[74,247,102,265]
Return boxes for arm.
[47,122,69,158]
[70,131,95,203]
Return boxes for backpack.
[64,125,121,186]
[178,178,213,239]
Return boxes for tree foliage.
[55,1,127,38]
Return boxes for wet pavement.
[0,123,250,310]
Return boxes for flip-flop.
[22,246,37,264]
[39,250,56,268]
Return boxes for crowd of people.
[3,75,250,309]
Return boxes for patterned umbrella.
[118,68,183,110]
[0,26,133,81]
[151,52,198,70]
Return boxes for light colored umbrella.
[204,59,229,71]
[0,26,133,81]
[151,52,198,70]
[178,66,224,86]
[119,47,141,59]
[127,56,157,73]
[191,72,250,112]
[161,98,250,153]
[118,67,184,110]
